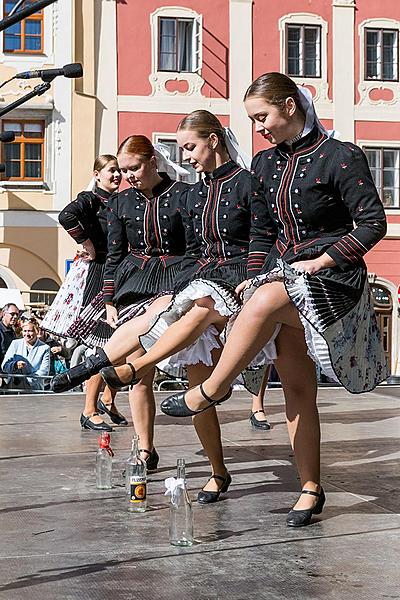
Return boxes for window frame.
[1,119,45,182]
[3,0,44,55]
[363,145,400,209]
[285,23,322,79]
[364,27,399,82]
[153,134,199,183]
[157,15,201,74]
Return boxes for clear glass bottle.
[125,435,147,512]
[96,432,113,490]
[169,458,194,546]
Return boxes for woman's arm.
[325,143,387,269]
[103,196,129,304]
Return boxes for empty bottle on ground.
[126,435,147,512]
[167,458,194,546]
[96,432,113,489]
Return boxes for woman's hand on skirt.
[291,253,336,275]
[81,239,96,261]
[105,304,118,329]
[236,279,252,297]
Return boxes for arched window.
[30,278,59,306]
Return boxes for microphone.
[0,131,15,142]
[15,63,83,82]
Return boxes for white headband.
[297,86,338,139]
[223,127,252,170]
[154,142,190,177]
[85,177,96,192]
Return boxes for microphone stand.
[0,82,51,118]
[0,0,57,32]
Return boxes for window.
[364,147,400,208]
[157,138,197,183]
[286,24,321,78]
[158,16,200,72]
[365,28,398,81]
[3,0,44,54]
[1,120,44,181]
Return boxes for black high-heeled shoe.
[286,487,325,527]
[51,348,111,393]
[80,412,112,432]
[160,383,233,418]
[101,363,138,390]
[140,448,159,472]
[197,472,232,504]
[97,398,128,426]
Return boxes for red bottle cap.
[98,432,111,448]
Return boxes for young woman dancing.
[160,73,388,525]
[52,136,188,468]
[43,155,125,431]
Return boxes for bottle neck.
[131,436,140,457]
[176,459,186,480]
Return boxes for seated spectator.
[0,303,19,364]
[1,320,50,390]
[38,328,72,376]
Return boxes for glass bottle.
[169,458,194,546]
[96,432,113,490]
[125,435,147,512]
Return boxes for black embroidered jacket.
[58,187,113,264]
[251,127,387,272]
[177,160,271,286]
[103,174,188,303]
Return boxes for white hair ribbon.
[154,142,190,177]
[223,127,252,170]
[296,86,339,139]
[85,177,96,192]
[164,476,185,506]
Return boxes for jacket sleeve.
[103,196,128,303]
[326,144,387,269]
[35,346,51,377]
[247,158,278,277]
[175,188,202,278]
[58,192,93,244]
[1,341,26,373]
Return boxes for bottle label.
[130,476,146,502]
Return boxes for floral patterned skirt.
[41,258,92,337]
[242,259,388,395]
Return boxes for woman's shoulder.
[324,137,366,161]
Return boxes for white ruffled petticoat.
[140,279,239,369]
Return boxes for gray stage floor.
[0,387,399,600]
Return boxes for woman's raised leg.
[174,282,300,411]
[103,295,172,363]
[111,297,228,384]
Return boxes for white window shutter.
[194,14,202,73]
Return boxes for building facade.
[0,0,399,376]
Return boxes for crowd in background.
[0,302,75,391]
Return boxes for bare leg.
[187,346,228,493]
[127,350,156,462]
[112,297,228,384]
[102,295,172,364]
[251,365,271,422]
[182,282,301,410]
[274,325,321,510]
[82,374,106,424]
[99,382,125,419]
